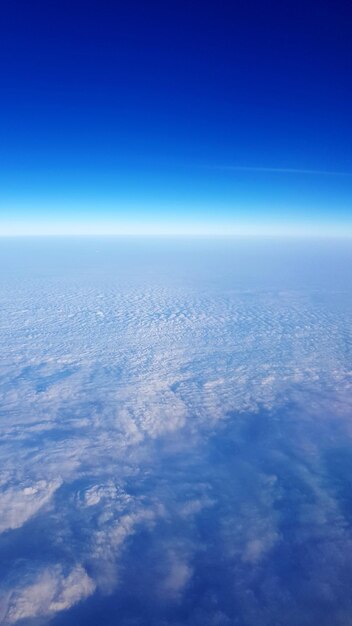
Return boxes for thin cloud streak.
[212,165,352,177]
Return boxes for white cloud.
[0,479,62,534]
[0,565,95,624]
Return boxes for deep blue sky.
[1,0,351,235]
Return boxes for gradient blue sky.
[1,0,351,236]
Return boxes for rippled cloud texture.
[1,238,352,625]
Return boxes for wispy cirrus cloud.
[211,165,352,176]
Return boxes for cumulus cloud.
[0,479,62,534]
[0,565,95,624]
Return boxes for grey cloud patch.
[161,551,193,599]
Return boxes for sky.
[0,0,352,236]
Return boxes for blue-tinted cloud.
[0,239,352,625]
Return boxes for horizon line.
[1,232,352,239]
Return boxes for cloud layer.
[0,239,352,625]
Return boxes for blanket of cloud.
[0,237,352,626]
